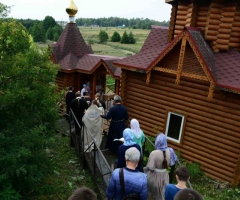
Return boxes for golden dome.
[66,0,78,17]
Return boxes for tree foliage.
[46,24,63,41]
[43,16,57,31]
[128,31,136,44]
[0,3,59,198]
[76,17,169,29]
[98,30,109,43]
[111,31,121,42]
[30,21,46,42]
[120,31,129,44]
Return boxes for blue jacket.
[106,167,147,200]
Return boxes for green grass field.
[80,27,150,56]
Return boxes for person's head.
[113,95,121,103]
[83,84,86,88]
[92,100,97,105]
[146,150,168,170]
[125,147,140,164]
[75,91,80,97]
[95,93,100,99]
[123,128,136,146]
[130,119,140,130]
[87,82,91,86]
[155,133,168,151]
[68,187,97,200]
[175,166,190,182]
[69,86,73,91]
[174,188,203,200]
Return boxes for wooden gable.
[151,31,214,99]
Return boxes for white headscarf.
[130,119,143,139]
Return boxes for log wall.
[169,1,240,52]
[122,69,240,184]
[55,72,78,93]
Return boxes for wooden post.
[176,36,187,84]
[115,79,120,95]
[92,72,97,100]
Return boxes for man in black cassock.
[70,91,89,135]
[65,86,75,123]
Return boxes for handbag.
[119,168,140,200]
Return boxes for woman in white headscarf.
[130,119,145,150]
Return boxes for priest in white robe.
[82,100,104,152]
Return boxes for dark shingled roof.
[52,23,93,62]
[51,23,122,78]
[114,26,169,71]
[186,27,240,92]
[114,26,240,93]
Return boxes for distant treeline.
[75,17,169,29]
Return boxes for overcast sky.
[1,0,172,22]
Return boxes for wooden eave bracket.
[146,71,151,85]
[176,36,187,85]
[207,82,215,100]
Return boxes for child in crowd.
[164,166,190,200]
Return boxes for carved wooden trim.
[150,31,185,73]
[181,72,208,81]
[185,33,213,82]
[176,36,187,84]
[154,67,177,74]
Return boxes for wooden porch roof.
[51,22,122,79]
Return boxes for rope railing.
[69,109,112,188]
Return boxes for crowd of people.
[65,86,203,200]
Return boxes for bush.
[111,31,121,42]
[88,39,95,44]
[132,25,137,29]
[98,30,109,43]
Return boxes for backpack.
[119,168,140,200]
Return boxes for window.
[165,111,185,143]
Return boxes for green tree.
[53,32,59,41]
[120,31,129,44]
[43,15,57,31]
[31,21,46,42]
[128,31,136,44]
[111,31,121,42]
[0,3,59,198]
[98,30,108,43]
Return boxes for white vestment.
[82,105,104,152]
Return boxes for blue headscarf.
[155,133,178,166]
[123,128,136,146]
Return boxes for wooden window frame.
[164,110,187,145]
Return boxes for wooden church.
[51,0,122,100]
[114,0,240,185]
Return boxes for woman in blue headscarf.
[116,128,142,171]
[155,133,178,183]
